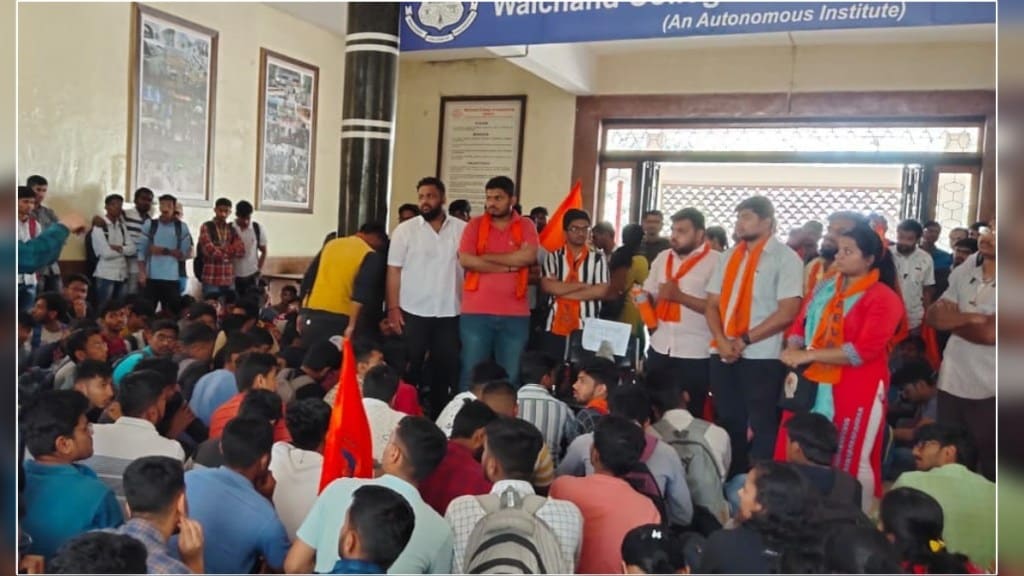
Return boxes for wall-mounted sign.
[437,96,526,214]
[400,2,994,51]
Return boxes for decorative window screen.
[607,126,981,154]
[658,184,902,239]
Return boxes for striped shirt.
[543,246,608,331]
[121,204,149,252]
[517,384,579,463]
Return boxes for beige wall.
[595,41,996,94]
[390,58,577,227]
[18,2,345,259]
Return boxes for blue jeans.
[725,473,748,518]
[459,314,530,391]
[94,278,123,310]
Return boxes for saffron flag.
[921,323,943,371]
[318,338,373,492]
[539,181,584,252]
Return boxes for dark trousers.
[647,352,711,419]
[710,356,785,479]
[937,390,995,481]
[235,274,260,298]
[300,309,350,348]
[146,280,183,317]
[402,312,460,419]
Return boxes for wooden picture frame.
[436,95,526,212]
[255,48,319,213]
[128,3,218,206]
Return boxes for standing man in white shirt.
[893,219,936,335]
[92,194,137,309]
[233,200,268,298]
[643,208,719,418]
[925,227,995,481]
[387,177,467,419]
[122,187,155,296]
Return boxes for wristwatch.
[741,333,752,345]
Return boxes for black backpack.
[84,223,106,279]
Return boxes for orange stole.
[463,214,529,299]
[551,245,589,336]
[713,237,769,345]
[655,243,712,322]
[804,269,880,383]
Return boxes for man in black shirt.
[641,210,670,264]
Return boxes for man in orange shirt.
[208,352,290,442]
[549,415,661,575]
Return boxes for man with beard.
[925,226,995,481]
[893,219,936,335]
[642,208,719,418]
[540,208,609,362]
[387,177,467,417]
[803,211,866,296]
[705,196,803,478]
[458,176,540,390]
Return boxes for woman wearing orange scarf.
[780,222,905,512]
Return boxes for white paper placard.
[581,318,632,357]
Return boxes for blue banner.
[400,2,994,51]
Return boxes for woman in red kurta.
[779,222,905,511]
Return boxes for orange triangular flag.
[539,181,584,252]
[318,338,374,492]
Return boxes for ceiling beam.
[486,43,595,95]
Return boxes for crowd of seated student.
[18,185,995,575]
[19,286,995,575]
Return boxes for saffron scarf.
[463,213,528,299]
[715,237,769,344]
[655,242,712,322]
[586,397,609,415]
[551,245,589,336]
[803,269,879,383]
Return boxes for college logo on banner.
[404,2,479,44]
[399,1,995,52]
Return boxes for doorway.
[597,123,983,251]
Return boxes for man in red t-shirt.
[457,177,539,390]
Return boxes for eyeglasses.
[567,225,591,234]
